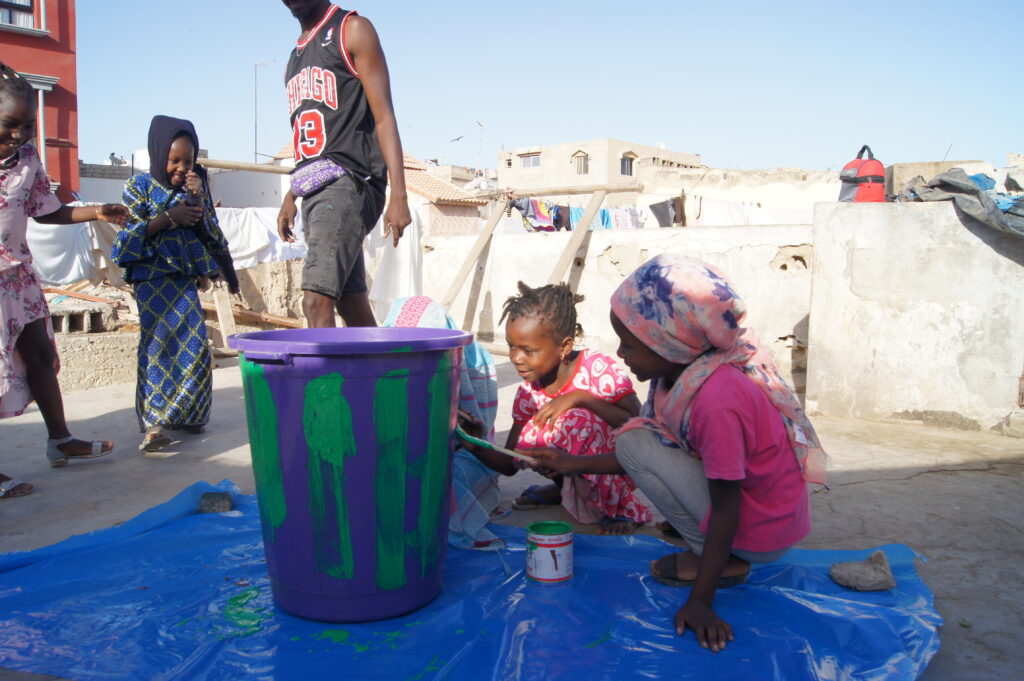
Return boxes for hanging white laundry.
[26,217,96,286]
[214,207,272,270]
[367,204,425,320]
[212,206,307,268]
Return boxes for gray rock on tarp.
[199,492,234,514]
[829,550,896,591]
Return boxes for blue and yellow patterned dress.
[112,173,229,432]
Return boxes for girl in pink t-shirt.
[530,255,827,653]
[497,281,651,534]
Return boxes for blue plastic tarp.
[0,481,941,680]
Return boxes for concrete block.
[49,300,115,334]
[885,160,993,196]
[54,331,138,391]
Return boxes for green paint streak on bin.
[304,372,356,580]
[417,353,452,576]
[374,368,409,590]
[239,357,287,541]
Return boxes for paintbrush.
[454,424,537,464]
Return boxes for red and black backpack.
[839,145,885,202]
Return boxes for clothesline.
[507,195,686,231]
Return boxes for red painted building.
[0,0,79,201]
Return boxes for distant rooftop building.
[498,138,701,192]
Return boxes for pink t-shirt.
[688,365,810,552]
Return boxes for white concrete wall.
[79,170,288,209]
[208,171,289,209]
[422,225,814,391]
[79,176,127,204]
[805,202,1024,430]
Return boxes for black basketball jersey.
[285,5,386,184]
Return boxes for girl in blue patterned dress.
[112,116,236,452]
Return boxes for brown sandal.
[139,427,172,452]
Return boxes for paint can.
[526,521,573,584]
[229,327,472,622]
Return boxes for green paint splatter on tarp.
[418,353,453,576]
[585,622,613,648]
[374,368,410,590]
[316,628,370,652]
[222,588,267,637]
[405,654,446,681]
[304,372,356,579]
[239,357,287,541]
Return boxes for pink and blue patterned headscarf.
[611,254,827,485]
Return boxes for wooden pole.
[441,203,505,309]
[547,189,606,285]
[197,158,291,175]
[510,181,640,196]
[199,301,303,329]
[212,284,238,345]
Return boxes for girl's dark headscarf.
[146,114,239,294]
[148,115,200,188]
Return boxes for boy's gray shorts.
[299,173,385,299]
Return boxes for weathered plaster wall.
[805,202,1024,430]
[422,225,814,392]
[54,332,138,392]
[640,166,841,208]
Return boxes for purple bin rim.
[227,327,473,358]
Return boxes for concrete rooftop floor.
[1,355,1022,681]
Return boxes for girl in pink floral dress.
[0,63,127,498]
[501,281,651,534]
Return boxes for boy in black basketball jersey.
[278,0,411,327]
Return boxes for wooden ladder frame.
[442,181,640,308]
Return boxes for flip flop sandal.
[656,520,682,538]
[46,436,114,468]
[511,484,561,510]
[599,516,640,534]
[139,429,172,453]
[0,478,33,499]
[650,552,750,588]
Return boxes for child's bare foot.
[650,551,750,587]
[512,483,561,510]
[598,516,639,535]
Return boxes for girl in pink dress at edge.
[0,63,128,499]
[498,281,651,535]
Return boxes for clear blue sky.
[77,0,1022,172]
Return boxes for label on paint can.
[526,521,573,584]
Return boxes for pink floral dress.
[512,348,652,524]
[0,145,61,418]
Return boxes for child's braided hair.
[0,61,35,106]
[500,281,585,341]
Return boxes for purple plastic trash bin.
[227,327,472,622]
